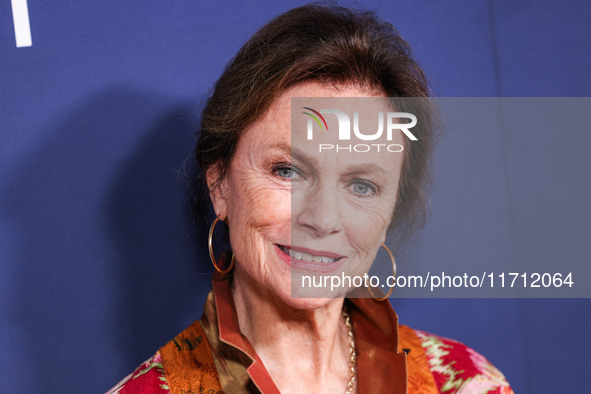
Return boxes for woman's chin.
[275,286,346,310]
[288,297,341,310]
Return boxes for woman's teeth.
[279,245,339,263]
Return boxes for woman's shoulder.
[409,326,514,394]
[106,319,221,394]
[106,352,170,394]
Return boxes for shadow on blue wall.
[2,88,212,392]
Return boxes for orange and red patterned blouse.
[108,274,513,393]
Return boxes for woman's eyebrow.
[267,143,318,168]
[343,163,389,176]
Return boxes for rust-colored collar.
[200,273,407,393]
[347,297,408,393]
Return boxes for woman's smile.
[275,244,347,273]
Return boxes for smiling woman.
[108,3,513,393]
[210,83,404,312]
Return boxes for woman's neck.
[231,265,352,393]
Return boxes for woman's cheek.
[343,199,389,234]
[233,181,291,234]
[345,208,390,258]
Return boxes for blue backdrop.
[1,1,590,392]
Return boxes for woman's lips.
[279,245,343,262]
[275,244,346,273]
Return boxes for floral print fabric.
[108,329,513,393]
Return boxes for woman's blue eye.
[350,181,376,197]
[276,168,293,178]
[273,164,300,180]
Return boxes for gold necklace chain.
[342,309,357,394]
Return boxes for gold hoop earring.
[208,217,235,274]
[369,243,397,302]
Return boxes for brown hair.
[195,3,437,238]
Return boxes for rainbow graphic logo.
[302,107,328,131]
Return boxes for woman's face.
[209,82,405,309]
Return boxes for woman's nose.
[295,183,342,238]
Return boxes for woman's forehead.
[278,81,386,109]
[237,81,404,176]
[246,82,392,138]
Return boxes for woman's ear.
[206,163,228,220]
[380,229,387,246]
[379,215,392,245]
